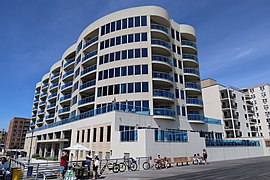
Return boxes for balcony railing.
[45,114,55,119]
[188,114,204,121]
[62,70,74,79]
[151,39,171,49]
[38,110,44,114]
[153,108,175,117]
[50,83,58,89]
[153,90,174,99]
[83,36,98,49]
[48,92,57,99]
[151,24,169,34]
[81,64,97,76]
[63,58,75,68]
[47,103,56,109]
[181,40,197,49]
[61,81,73,90]
[152,55,172,66]
[182,54,198,62]
[60,94,71,102]
[39,101,46,105]
[155,129,188,142]
[152,72,173,82]
[205,139,260,147]
[35,91,40,95]
[78,96,95,105]
[42,84,48,89]
[80,80,96,90]
[50,73,60,80]
[184,68,200,76]
[203,117,222,125]
[37,119,43,123]
[186,98,203,106]
[185,82,201,90]
[59,107,70,114]
[82,50,98,62]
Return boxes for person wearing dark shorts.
[203,149,208,164]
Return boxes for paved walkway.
[103,156,270,180]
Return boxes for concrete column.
[51,143,55,158]
[58,143,64,161]
[44,144,48,158]
[39,146,42,157]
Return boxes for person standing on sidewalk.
[203,149,208,164]
[92,155,99,179]
[60,151,69,179]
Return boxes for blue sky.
[0,0,270,130]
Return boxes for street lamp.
[28,128,34,163]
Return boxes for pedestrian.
[83,154,92,178]
[60,151,69,179]
[92,155,99,179]
[203,149,208,164]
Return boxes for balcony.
[50,83,58,90]
[40,92,47,97]
[60,94,71,102]
[182,54,198,62]
[153,108,175,120]
[153,90,174,102]
[39,101,46,106]
[42,84,49,89]
[185,82,201,92]
[36,119,43,124]
[63,58,75,68]
[152,72,173,84]
[35,91,40,95]
[80,80,96,91]
[81,64,97,76]
[184,68,200,77]
[186,98,203,107]
[83,36,98,49]
[45,114,55,119]
[50,73,60,80]
[152,55,172,71]
[181,40,197,49]
[82,50,98,62]
[61,81,73,90]
[62,69,74,79]
[48,92,57,99]
[59,107,70,114]
[151,39,171,50]
[151,24,169,34]
[47,103,56,109]
[187,114,205,123]
[38,110,44,114]
[78,96,95,106]
[33,106,38,110]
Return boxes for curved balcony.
[58,107,70,114]
[186,98,203,107]
[62,69,74,80]
[82,50,98,63]
[182,40,197,54]
[151,24,169,34]
[83,36,98,49]
[184,68,200,79]
[80,80,96,91]
[63,58,75,68]
[151,24,170,41]
[151,39,171,56]
[152,55,172,71]
[36,119,44,124]
[49,83,58,90]
[35,91,40,97]
[61,81,73,91]
[187,114,205,124]
[60,94,71,102]
[152,72,173,87]
[46,103,56,109]
[78,96,95,106]
[50,73,60,80]
[153,108,175,120]
[42,83,49,89]
[38,109,44,115]
[48,92,57,100]
[151,39,171,49]
[39,101,46,107]
[182,54,198,66]
[81,64,97,77]
[45,114,55,120]
[33,106,38,110]
[153,90,174,103]
[185,82,201,92]
[40,92,47,98]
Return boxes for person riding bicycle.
[156,154,164,168]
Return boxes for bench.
[173,157,193,166]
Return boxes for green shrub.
[32,153,40,158]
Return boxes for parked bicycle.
[142,156,168,170]
[118,156,138,172]
[99,158,120,174]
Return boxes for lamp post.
[28,128,34,163]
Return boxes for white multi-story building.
[201,78,254,138]
[242,84,270,138]
[24,6,266,161]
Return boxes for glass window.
[116,36,121,45]
[174,73,178,82]
[122,18,127,29]
[141,16,147,26]
[122,50,127,59]
[99,56,103,65]
[87,129,91,142]
[128,83,134,93]
[135,16,140,27]
[111,21,115,32]
[100,127,104,142]
[142,82,148,92]
[100,41,104,50]
[109,68,114,78]
[101,25,105,36]
[135,101,141,111]
[105,39,109,48]
[122,35,127,44]
[105,23,110,34]
[128,17,134,28]
[121,84,126,94]
[135,82,141,92]
[173,58,177,67]
[178,60,182,69]
[135,33,140,42]
[116,20,121,30]
[142,100,149,110]
[108,85,113,95]
[135,65,141,75]
[142,48,148,57]
[175,89,179,98]
[110,53,114,62]
[141,32,147,41]
[182,106,186,116]
[97,87,102,97]
[115,51,120,61]
[128,66,134,75]
[128,49,133,59]
[104,54,109,63]
[176,31,180,41]
[177,46,181,55]
[115,67,120,77]
[102,86,107,96]
[171,29,175,39]
[72,95,77,105]
[121,66,127,76]
[107,126,111,142]
[179,75,183,84]
[180,90,185,100]
[98,71,103,80]
[103,70,108,79]
[142,65,148,74]
[135,48,140,58]
[110,38,115,47]
[128,34,134,43]
[177,105,181,115]
[172,44,176,52]
[115,84,120,94]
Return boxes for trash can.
[12,168,23,180]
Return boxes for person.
[156,154,163,168]
[203,149,208,164]
[83,154,92,178]
[197,153,202,164]
[164,157,169,168]
[193,154,199,165]
[1,157,9,170]
[60,151,69,179]
[92,155,99,179]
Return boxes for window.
[176,31,180,41]
[122,50,127,59]
[97,87,102,97]
[100,127,104,142]
[174,73,178,82]
[87,129,91,142]
[128,49,134,59]
[128,83,134,93]
[116,20,121,30]
[72,95,77,105]
[110,53,114,62]
[141,33,147,41]
[73,81,78,91]
[116,36,121,45]
[77,130,80,143]
[182,106,186,116]
[101,25,105,36]
[128,34,133,43]
[141,16,147,26]
[142,82,148,92]
[105,39,109,48]
[135,33,140,42]
[172,44,176,52]
[121,66,127,76]
[171,29,175,39]
[115,84,120,94]
[179,75,183,84]
[135,16,140,27]
[135,49,140,58]
[111,21,115,32]
[178,61,182,69]
[93,128,97,142]
[115,67,120,77]
[122,18,127,29]
[128,17,134,28]
[142,65,148,74]
[180,90,185,100]
[173,59,177,67]
[128,66,134,75]
[99,56,103,65]
[135,82,141,92]
[135,65,141,75]
[121,84,126,94]
[122,35,127,44]
[109,68,114,78]
[177,46,181,55]
[110,38,115,47]
[105,23,110,34]
[82,130,85,143]
[175,89,179,98]
[108,85,113,95]
[107,126,111,142]
[104,54,109,63]
[115,51,120,60]
[100,41,104,50]
[102,86,107,96]
[103,70,108,79]
[177,105,181,115]
[142,48,148,57]
[98,71,103,80]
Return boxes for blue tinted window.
[135,33,140,42]
[135,101,141,110]
[176,31,180,41]
[108,85,113,95]
[174,73,178,82]
[173,58,177,67]
[179,75,183,84]
[135,82,141,92]
[114,84,120,94]
[110,53,114,62]
[109,68,114,78]
[100,41,104,50]
[128,34,133,43]
[177,105,181,115]
[97,87,102,97]
[101,25,105,36]
[115,51,120,61]
[104,54,109,63]
[105,23,110,34]
[128,66,133,75]
[116,36,121,45]
[177,46,181,55]
[142,100,149,109]
[135,49,140,58]
[142,48,148,57]
[99,56,103,65]
[116,20,121,30]
[128,17,134,28]
[121,84,126,94]
[182,106,186,116]
[172,44,176,52]
[122,18,127,29]
[110,38,115,46]
[142,82,148,92]
[142,65,148,74]
[111,21,115,32]
[122,50,127,59]
[175,89,179,98]
[135,16,140,27]
[135,65,141,75]
[128,49,133,59]
[141,32,147,41]
[141,16,147,26]
[128,83,134,93]
[103,70,108,79]
[103,86,107,96]
[105,39,109,48]
[98,71,103,80]
[115,67,120,77]
[121,66,127,76]
[180,90,185,100]
[122,35,127,44]
[171,29,175,39]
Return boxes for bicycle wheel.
[112,164,120,173]
[119,162,126,172]
[108,162,114,170]
[155,163,161,169]
[130,162,138,171]
[142,162,150,170]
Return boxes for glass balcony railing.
[62,70,74,79]
[40,92,47,97]
[60,94,71,102]
[33,106,38,110]
[187,114,204,121]
[155,129,188,142]
[47,103,56,109]
[42,84,48,89]
[30,122,35,126]
[37,119,43,123]
[205,139,260,147]
[152,55,172,66]
[153,108,175,117]
[151,24,169,34]
[39,101,46,105]
[203,117,222,125]
[61,81,73,90]
[34,99,39,102]
[182,54,198,62]
[59,107,70,114]
[82,50,98,62]
[35,91,40,95]
[81,64,97,76]
[186,98,203,106]
[181,40,197,49]
[32,114,36,117]
[153,72,173,82]
[63,58,75,68]
[153,90,174,99]
[78,96,95,105]
[50,73,60,80]
[151,39,171,49]
[45,114,55,119]
[50,83,58,89]
[38,110,44,114]
[80,80,96,90]
[48,92,57,99]
[184,68,200,76]
[83,36,98,49]
[185,82,201,90]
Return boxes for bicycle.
[142,157,166,170]
[99,159,120,174]
[118,157,138,172]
